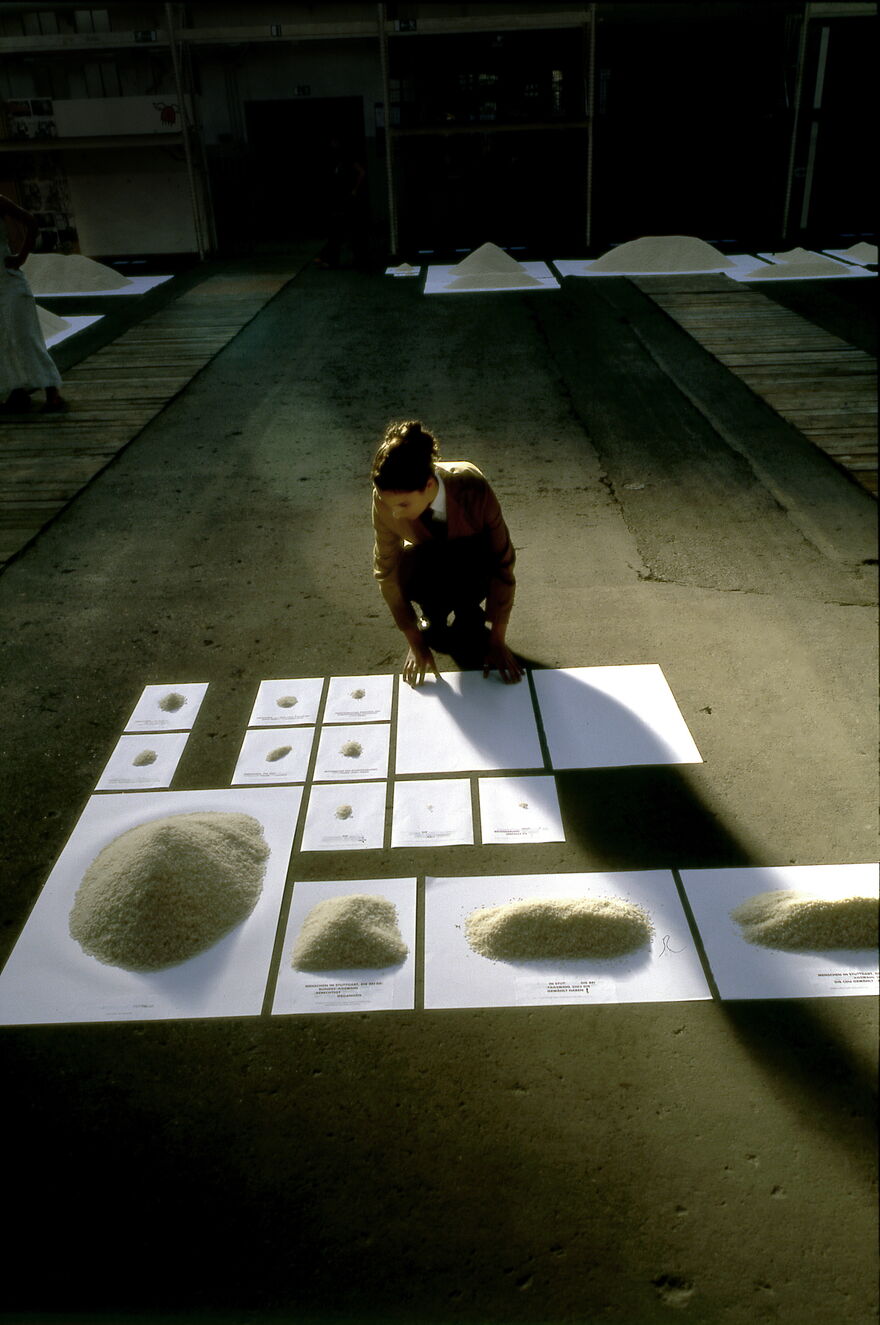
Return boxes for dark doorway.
[231,96,366,244]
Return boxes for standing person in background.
[0,192,67,413]
[314,136,369,270]
[371,419,522,687]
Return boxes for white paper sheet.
[248,677,325,727]
[123,681,209,732]
[532,665,702,769]
[477,776,564,845]
[823,247,877,266]
[424,871,711,1009]
[0,786,302,1026]
[679,864,879,1000]
[95,731,190,791]
[396,670,544,775]
[323,674,394,723]
[726,252,873,282]
[30,274,174,297]
[424,261,559,294]
[313,723,391,782]
[552,256,751,277]
[300,781,387,851]
[272,877,417,1014]
[391,778,474,847]
[231,727,315,785]
[42,313,103,347]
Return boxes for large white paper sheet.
[30,274,174,297]
[300,781,387,851]
[424,261,558,294]
[726,252,873,282]
[533,665,702,769]
[231,727,315,785]
[42,312,103,347]
[272,877,417,1014]
[124,681,208,732]
[424,871,711,1009]
[0,787,302,1026]
[95,731,190,791]
[248,677,325,726]
[313,724,391,782]
[823,247,876,266]
[396,671,544,775]
[391,778,474,847]
[679,864,879,1000]
[323,674,394,723]
[478,776,564,845]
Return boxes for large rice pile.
[465,896,654,961]
[292,894,408,971]
[731,889,878,952]
[588,235,735,273]
[22,252,132,292]
[69,811,270,971]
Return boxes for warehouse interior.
[0,4,877,1325]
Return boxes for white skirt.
[0,264,62,394]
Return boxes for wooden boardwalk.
[0,266,304,566]
[632,274,878,496]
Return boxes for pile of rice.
[465,896,653,962]
[292,894,408,971]
[69,810,270,971]
[731,889,878,951]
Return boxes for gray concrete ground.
[1,262,877,1325]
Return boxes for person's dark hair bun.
[371,420,440,492]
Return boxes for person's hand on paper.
[402,639,439,688]
[483,638,522,685]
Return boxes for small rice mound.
[731,890,878,952]
[69,811,270,971]
[292,894,408,971]
[465,896,654,962]
[453,242,525,275]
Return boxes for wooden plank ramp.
[632,274,877,496]
[0,266,302,567]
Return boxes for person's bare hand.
[483,640,523,684]
[402,640,438,687]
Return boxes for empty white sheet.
[679,864,879,1000]
[272,877,417,1014]
[477,775,564,845]
[424,871,711,1009]
[391,778,474,847]
[0,786,302,1025]
[396,671,543,775]
[533,665,702,769]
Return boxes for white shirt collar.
[428,472,447,520]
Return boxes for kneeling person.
[371,419,521,686]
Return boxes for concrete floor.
[1,261,877,1325]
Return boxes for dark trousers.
[398,533,492,625]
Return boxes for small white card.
[247,678,325,726]
[95,731,190,791]
[272,877,417,1014]
[231,727,315,785]
[478,775,564,845]
[323,674,394,723]
[391,778,474,847]
[679,864,879,1000]
[124,682,208,732]
[424,871,710,1010]
[313,724,391,782]
[299,781,387,851]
